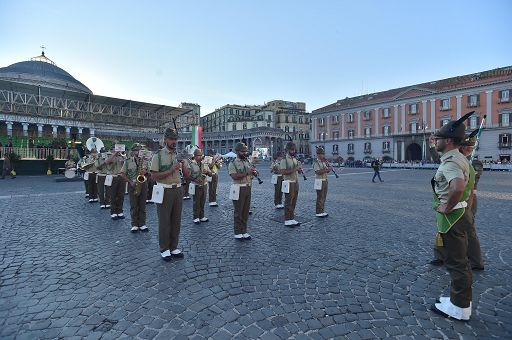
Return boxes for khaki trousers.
[183,182,190,197]
[274,175,283,205]
[97,175,111,206]
[284,182,299,220]
[193,184,207,219]
[157,187,183,252]
[441,208,473,308]
[84,179,89,195]
[233,186,251,235]
[87,173,98,199]
[208,173,218,202]
[147,178,155,201]
[128,182,148,227]
[316,180,328,214]
[110,176,126,214]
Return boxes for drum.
[64,169,76,179]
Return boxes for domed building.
[0,51,189,143]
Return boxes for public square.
[1,167,511,339]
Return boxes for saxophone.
[134,157,147,196]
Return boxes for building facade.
[310,66,512,163]
[200,100,311,155]
[177,102,200,133]
[0,52,189,142]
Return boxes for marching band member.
[80,152,91,198]
[270,151,284,209]
[207,149,221,207]
[150,128,190,261]
[121,144,148,233]
[65,158,76,170]
[95,149,112,210]
[187,149,212,224]
[313,147,332,217]
[228,142,254,241]
[106,146,126,220]
[85,148,99,203]
[280,142,302,227]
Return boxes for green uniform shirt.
[188,159,209,185]
[150,146,181,185]
[472,159,484,189]
[313,158,328,180]
[271,159,282,175]
[228,157,252,185]
[434,149,469,204]
[280,154,298,182]
[121,157,140,181]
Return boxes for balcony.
[347,149,354,155]
[498,142,511,149]
[364,149,372,154]
[382,148,391,153]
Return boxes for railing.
[380,162,512,171]
[0,147,71,160]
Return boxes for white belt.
[317,178,327,181]
[97,174,107,177]
[473,190,477,194]
[453,201,468,209]
[237,183,251,187]
[287,180,296,183]
[160,183,181,188]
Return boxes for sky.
[0,0,511,116]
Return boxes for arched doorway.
[406,143,422,161]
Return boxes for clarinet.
[298,160,307,180]
[324,159,339,178]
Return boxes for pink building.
[311,66,512,163]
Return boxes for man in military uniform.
[313,147,333,217]
[207,149,221,207]
[121,144,148,233]
[106,147,126,220]
[95,149,112,209]
[85,148,99,203]
[150,128,190,260]
[188,148,212,224]
[65,158,76,170]
[280,142,302,227]
[270,152,284,209]
[430,112,475,321]
[228,142,255,240]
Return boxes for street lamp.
[420,121,428,161]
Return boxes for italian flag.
[191,125,202,149]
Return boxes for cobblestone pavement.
[1,166,511,339]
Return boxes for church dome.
[0,52,92,94]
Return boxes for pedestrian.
[371,158,383,182]
[430,112,475,321]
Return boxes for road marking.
[0,191,84,199]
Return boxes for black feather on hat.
[435,111,475,139]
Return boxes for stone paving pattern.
[1,165,511,339]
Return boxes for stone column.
[401,105,406,134]
[78,127,83,138]
[456,95,462,119]
[37,124,44,137]
[393,105,399,134]
[422,100,428,129]
[65,126,71,138]
[374,108,379,137]
[486,90,493,127]
[6,121,13,137]
[22,123,29,137]
[52,125,59,137]
[401,141,405,161]
[90,128,95,137]
[357,111,361,137]
[430,99,436,131]
[341,114,345,139]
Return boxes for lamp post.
[420,120,428,161]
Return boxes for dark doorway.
[406,143,422,161]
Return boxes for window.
[267,115,272,122]
[347,113,354,122]
[468,94,479,107]
[332,144,339,154]
[348,129,354,139]
[333,131,339,140]
[253,122,258,128]
[383,108,390,118]
[382,125,390,136]
[365,127,371,137]
[410,104,418,114]
[299,116,303,124]
[500,90,510,103]
[318,117,324,125]
[441,119,450,126]
[499,133,510,147]
[285,116,289,123]
[469,116,478,129]
[441,99,450,110]
[363,111,371,120]
[285,126,289,132]
[348,143,354,154]
[242,123,247,129]
[364,142,371,153]
[382,141,390,152]
[500,112,510,127]
[232,123,236,130]
[333,115,339,124]
[410,122,417,134]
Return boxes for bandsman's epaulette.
[444,155,453,161]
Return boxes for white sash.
[104,175,113,186]
[314,179,323,190]
[229,184,240,200]
[271,174,278,184]
[188,183,196,195]
[281,180,290,193]
[151,184,164,204]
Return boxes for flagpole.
[470,115,486,162]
